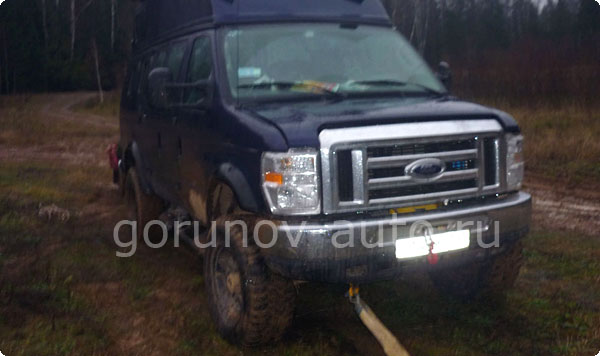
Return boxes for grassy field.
[478,99,600,184]
[0,93,599,355]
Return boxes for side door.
[133,53,166,192]
[150,40,190,204]
[140,48,174,201]
[119,59,141,146]
[174,34,217,222]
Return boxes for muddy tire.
[117,168,127,197]
[124,168,164,241]
[204,217,296,346]
[429,241,524,301]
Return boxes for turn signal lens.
[264,172,283,185]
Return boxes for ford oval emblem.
[405,158,445,180]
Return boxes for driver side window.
[185,36,212,104]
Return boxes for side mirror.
[147,67,173,110]
[436,61,452,91]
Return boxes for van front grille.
[319,120,505,214]
[367,139,476,158]
[369,179,478,201]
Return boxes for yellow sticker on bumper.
[389,204,439,215]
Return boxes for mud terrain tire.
[124,168,164,240]
[429,241,524,301]
[204,217,296,346]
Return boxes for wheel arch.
[122,141,154,195]
[207,163,262,220]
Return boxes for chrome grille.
[319,120,505,214]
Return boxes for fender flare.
[215,163,261,213]
[126,142,153,195]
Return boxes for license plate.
[395,230,471,260]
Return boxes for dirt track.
[525,178,600,237]
[1,93,599,356]
[28,92,600,238]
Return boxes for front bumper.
[260,192,531,284]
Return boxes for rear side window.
[166,42,188,80]
[185,36,213,104]
[154,50,168,69]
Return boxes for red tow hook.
[106,144,120,184]
[107,144,119,170]
[427,242,439,265]
[425,234,439,265]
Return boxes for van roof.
[135,0,392,50]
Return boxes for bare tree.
[0,34,2,95]
[407,0,432,56]
[92,38,104,104]
[41,0,49,91]
[41,0,48,45]
[390,0,399,24]
[111,0,116,52]
[70,0,94,60]
[419,0,431,55]
[70,0,75,60]
[3,31,8,95]
[409,0,419,43]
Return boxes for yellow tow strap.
[348,285,411,356]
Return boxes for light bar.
[395,230,471,260]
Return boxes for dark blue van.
[117,0,531,345]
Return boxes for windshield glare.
[222,24,446,101]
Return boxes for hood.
[243,97,520,148]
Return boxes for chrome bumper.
[261,192,531,283]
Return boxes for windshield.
[221,24,446,102]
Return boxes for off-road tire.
[204,216,296,346]
[429,241,524,301]
[117,168,127,197]
[124,168,164,241]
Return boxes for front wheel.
[429,241,524,301]
[204,217,296,346]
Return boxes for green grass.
[72,92,120,119]
[0,94,116,147]
[1,93,599,355]
[0,162,107,206]
[0,193,112,355]
[282,229,600,356]
[474,100,600,183]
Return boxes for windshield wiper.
[237,81,346,101]
[350,80,446,97]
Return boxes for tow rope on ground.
[348,285,411,356]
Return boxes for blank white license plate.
[395,230,471,260]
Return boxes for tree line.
[0,0,136,95]
[0,0,598,104]
[381,0,600,104]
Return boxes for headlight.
[506,134,524,191]
[261,149,321,215]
